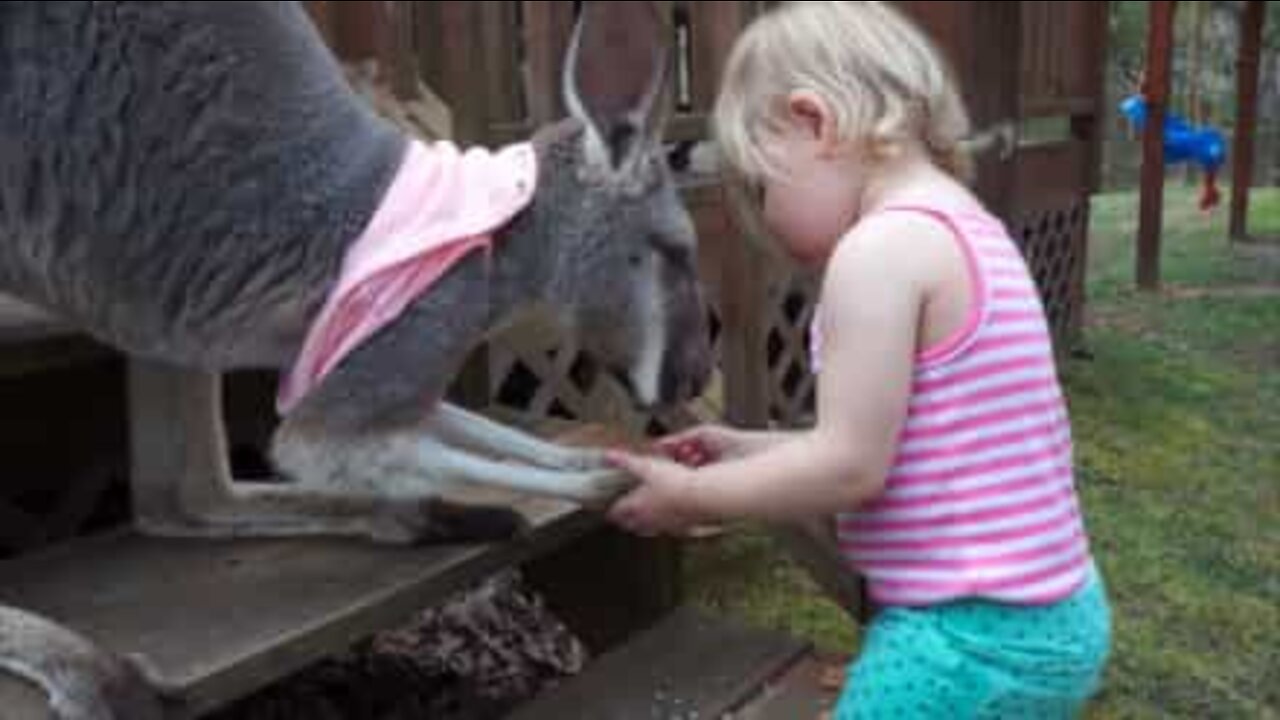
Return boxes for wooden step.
[509,605,810,720]
[0,493,598,719]
[731,653,848,720]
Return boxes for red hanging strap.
[1199,168,1221,212]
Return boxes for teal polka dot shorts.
[835,564,1111,719]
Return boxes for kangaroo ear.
[563,1,671,176]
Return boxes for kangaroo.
[0,1,712,716]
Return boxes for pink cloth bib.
[277,139,537,415]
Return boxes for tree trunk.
[1185,0,1206,185]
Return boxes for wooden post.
[304,1,333,44]
[719,237,771,429]
[478,2,521,127]
[897,0,1020,220]
[1229,0,1266,242]
[1184,0,1204,185]
[689,1,753,114]
[1068,0,1112,344]
[419,2,493,408]
[967,1,1021,223]
[373,2,416,100]
[524,1,576,125]
[330,1,378,61]
[701,2,771,430]
[1137,1,1175,291]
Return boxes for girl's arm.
[658,425,799,465]
[608,215,937,532]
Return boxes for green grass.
[683,185,1280,717]
[685,527,861,655]
[1090,186,1280,299]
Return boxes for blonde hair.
[713,1,974,189]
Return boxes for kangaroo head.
[522,1,712,409]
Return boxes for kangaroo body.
[0,3,711,716]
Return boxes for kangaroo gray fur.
[0,2,712,717]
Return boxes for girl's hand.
[604,450,703,537]
[656,424,749,467]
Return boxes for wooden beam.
[303,1,332,44]
[0,502,597,719]
[689,1,753,114]
[507,606,809,720]
[373,2,416,100]
[1065,0,1112,344]
[430,2,486,142]
[330,1,377,61]
[1137,1,1175,291]
[524,2,575,125]
[1229,0,1266,241]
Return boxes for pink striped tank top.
[813,203,1092,607]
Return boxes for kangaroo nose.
[688,344,713,398]
[665,338,713,404]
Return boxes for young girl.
[604,2,1111,717]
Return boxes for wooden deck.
[0,492,601,718]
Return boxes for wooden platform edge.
[179,509,603,718]
[509,605,812,720]
[0,502,605,719]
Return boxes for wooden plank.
[410,0,444,90]
[303,1,332,44]
[689,2,752,120]
[509,605,810,720]
[524,1,575,125]
[1019,1,1054,106]
[0,496,600,719]
[899,1,1020,219]
[732,654,841,720]
[1020,3,1106,115]
[1230,0,1266,241]
[1068,0,1110,343]
[373,2,416,100]
[1021,95,1102,119]
[688,3,727,112]
[478,1,522,126]
[714,198,771,429]
[1074,0,1111,197]
[1137,0,1175,290]
[1014,140,1092,210]
[490,112,711,146]
[965,1,1021,222]
[330,0,378,61]
[431,2,486,142]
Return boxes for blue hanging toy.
[1120,94,1227,211]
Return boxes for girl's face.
[755,95,864,266]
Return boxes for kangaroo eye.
[628,252,644,268]
[649,235,691,268]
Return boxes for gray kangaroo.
[0,1,712,717]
